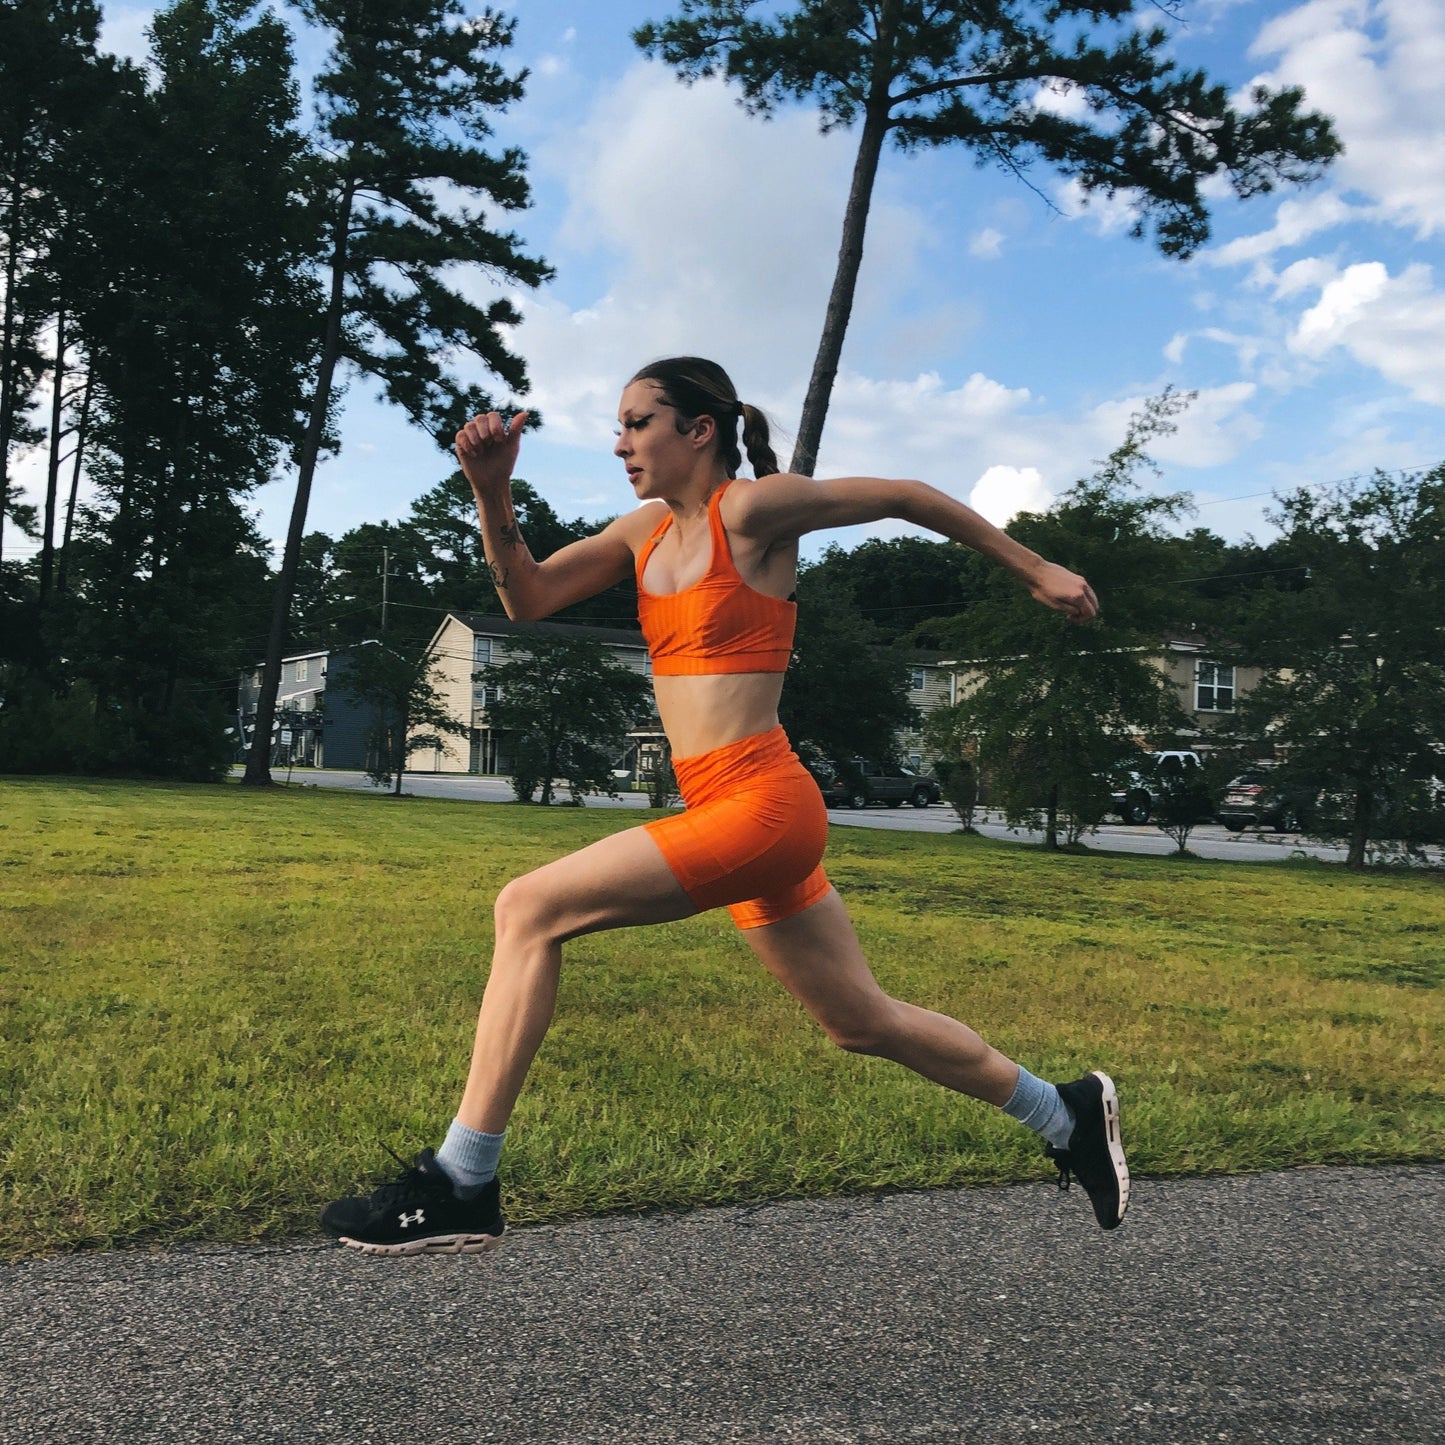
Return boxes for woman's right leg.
[456,822,699,1134]
[321,823,697,1252]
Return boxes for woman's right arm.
[456,410,637,622]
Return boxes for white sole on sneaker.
[1092,1070,1130,1224]
[338,1230,504,1257]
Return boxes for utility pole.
[381,546,389,633]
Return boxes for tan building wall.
[417,613,653,774]
[417,615,477,773]
[938,643,1262,754]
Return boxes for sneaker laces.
[365,1144,441,1206]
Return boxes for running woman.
[321,357,1127,1252]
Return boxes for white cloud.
[969,466,1052,526]
[1289,260,1445,404]
[1091,383,1263,470]
[1055,176,1140,238]
[1249,0,1445,238]
[969,227,1005,260]
[1032,80,1092,122]
[481,63,933,450]
[98,5,154,66]
[1208,191,1356,266]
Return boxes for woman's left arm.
[729,473,1099,623]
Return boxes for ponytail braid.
[740,402,779,478]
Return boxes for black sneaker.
[321,1148,506,1256]
[1044,1071,1129,1230]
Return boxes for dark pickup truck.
[807,758,941,810]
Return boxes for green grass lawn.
[2,775,1442,1256]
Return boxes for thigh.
[508,823,698,943]
[739,888,893,1031]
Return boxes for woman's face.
[613,380,714,499]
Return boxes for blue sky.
[15,0,1445,562]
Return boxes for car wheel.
[847,791,868,810]
[910,787,931,808]
[1121,793,1151,825]
[1223,819,1245,833]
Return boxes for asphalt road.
[4,1165,1441,1443]
[245,767,1357,865]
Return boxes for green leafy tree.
[803,535,988,645]
[403,472,638,627]
[925,393,1195,849]
[781,569,917,768]
[1146,752,1217,857]
[332,641,468,796]
[483,631,652,805]
[245,0,552,787]
[1227,467,1445,870]
[0,0,112,573]
[46,0,314,775]
[637,0,1340,474]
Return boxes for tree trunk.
[0,177,23,567]
[39,309,67,607]
[1346,786,1370,870]
[244,180,356,787]
[790,99,891,478]
[1045,780,1059,850]
[57,365,92,596]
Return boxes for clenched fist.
[455,410,529,499]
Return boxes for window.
[474,636,494,667]
[1196,661,1235,712]
[910,668,926,692]
[478,685,503,707]
[295,659,308,682]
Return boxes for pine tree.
[638,0,1340,474]
[244,0,551,786]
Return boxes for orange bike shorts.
[643,726,831,930]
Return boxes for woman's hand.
[455,410,528,500]
[1028,562,1099,623]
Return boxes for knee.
[493,872,557,945]
[823,997,901,1056]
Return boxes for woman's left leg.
[741,886,1130,1229]
[738,887,1020,1105]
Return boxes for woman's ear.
[689,413,717,451]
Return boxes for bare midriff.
[653,671,787,760]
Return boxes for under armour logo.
[398,1209,425,1228]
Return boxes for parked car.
[804,760,851,808]
[1217,766,1302,832]
[1109,750,1203,825]
[812,758,940,809]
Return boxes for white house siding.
[896,660,953,767]
[419,613,654,775]
[422,616,477,773]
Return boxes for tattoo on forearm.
[497,521,523,551]
[485,558,509,591]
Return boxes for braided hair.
[628,356,780,479]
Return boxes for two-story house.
[237,647,372,770]
[422,613,665,782]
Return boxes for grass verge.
[2,775,1442,1256]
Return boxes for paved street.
[4,1165,1442,1443]
[244,767,1355,865]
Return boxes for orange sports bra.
[635,481,797,676]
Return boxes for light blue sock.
[435,1118,506,1197]
[1001,1066,1074,1149]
